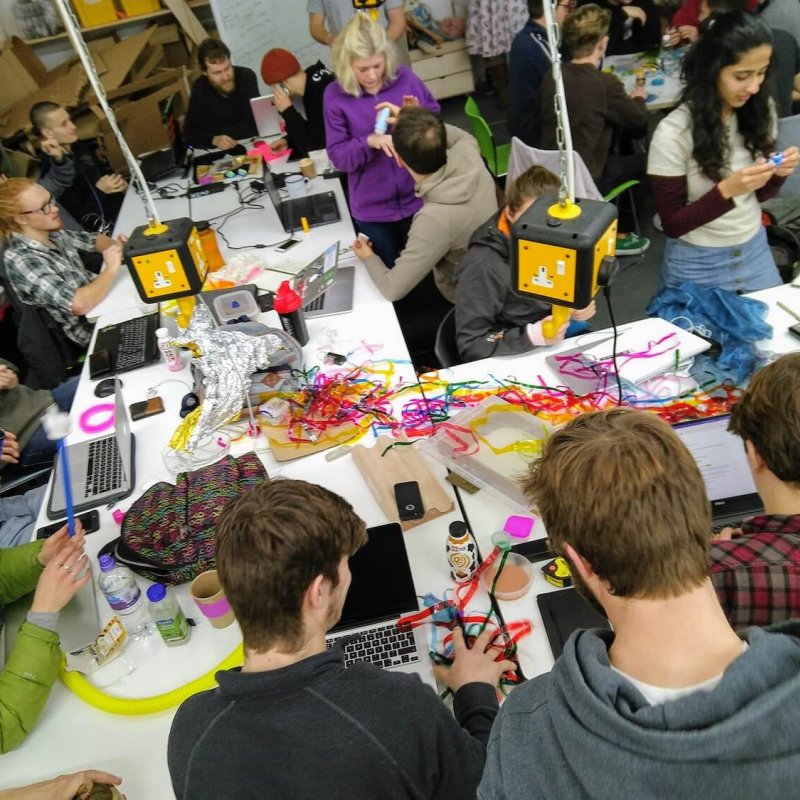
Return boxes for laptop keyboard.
[327,623,420,669]
[85,436,123,496]
[115,316,149,371]
[304,293,326,312]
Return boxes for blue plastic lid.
[146,583,167,602]
[98,555,115,571]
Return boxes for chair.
[434,307,461,368]
[506,137,641,235]
[464,97,511,181]
[777,113,800,198]
[0,465,52,498]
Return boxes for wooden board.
[162,0,209,46]
[351,435,454,532]
[97,27,158,91]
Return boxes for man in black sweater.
[168,478,513,800]
[260,48,335,159]
[183,39,259,150]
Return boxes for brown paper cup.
[299,157,316,178]
[191,570,235,628]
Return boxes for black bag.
[763,198,800,284]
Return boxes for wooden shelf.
[23,0,209,45]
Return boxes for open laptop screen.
[330,523,419,633]
[672,415,759,506]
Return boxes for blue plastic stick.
[59,439,76,538]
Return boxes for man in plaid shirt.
[0,178,125,348]
[710,353,800,630]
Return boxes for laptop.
[326,522,438,690]
[291,242,355,319]
[672,415,764,529]
[250,94,282,138]
[263,165,341,232]
[47,381,136,519]
[90,312,160,377]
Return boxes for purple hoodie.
[323,65,440,223]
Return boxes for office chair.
[464,97,511,181]
[434,307,461,368]
[777,113,800,198]
[506,137,641,236]
[0,465,52,498]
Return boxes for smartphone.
[789,323,800,341]
[510,537,554,563]
[275,238,300,253]
[36,510,100,540]
[129,396,165,421]
[394,481,425,521]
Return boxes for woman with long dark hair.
[648,11,798,291]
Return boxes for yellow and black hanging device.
[509,1,620,337]
[352,0,385,21]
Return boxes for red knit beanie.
[261,49,301,85]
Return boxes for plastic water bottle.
[146,583,190,646]
[97,556,155,639]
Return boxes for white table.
[603,51,683,112]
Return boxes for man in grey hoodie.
[353,107,498,366]
[471,408,800,800]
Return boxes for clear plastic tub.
[212,290,259,323]
[481,552,534,600]
[421,397,554,509]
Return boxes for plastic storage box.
[421,397,555,510]
[212,290,260,324]
[71,0,117,27]
[119,0,161,15]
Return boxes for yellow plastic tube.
[60,644,244,715]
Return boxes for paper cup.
[191,570,235,628]
[299,157,316,179]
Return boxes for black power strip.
[187,183,227,199]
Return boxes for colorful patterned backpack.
[99,454,267,585]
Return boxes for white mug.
[285,173,309,198]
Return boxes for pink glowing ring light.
[79,403,116,434]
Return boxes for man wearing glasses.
[0,178,125,348]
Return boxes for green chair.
[464,96,510,180]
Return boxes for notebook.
[250,94,282,138]
[326,522,437,690]
[548,318,711,392]
[263,166,341,233]
[91,313,160,376]
[291,242,355,318]
[47,381,136,519]
[538,589,610,659]
[672,415,764,529]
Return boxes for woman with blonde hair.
[324,12,439,266]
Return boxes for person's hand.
[37,521,85,567]
[711,526,742,542]
[1,431,19,465]
[30,536,91,614]
[630,84,647,100]
[440,16,466,37]
[40,136,69,161]
[375,100,402,125]
[102,243,123,274]
[621,5,647,24]
[211,135,238,150]
[719,161,777,198]
[271,83,292,113]
[527,317,569,347]
[269,138,289,153]
[571,300,596,322]
[434,628,517,693]
[352,236,374,260]
[115,233,128,247]
[0,364,19,390]
[367,133,397,160]
[0,770,122,800]
[676,24,697,43]
[773,146,799,178]
[95,174,127,194]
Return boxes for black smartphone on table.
[394,481,425,521]
[36,509,100,540]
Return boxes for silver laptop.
[293,242,355,318]
[672,415,764,529]
[250,94,282,138]
[47,381,135,519]
[57,562,101,654]
[326,522,438,690]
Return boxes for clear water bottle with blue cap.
[147,583,190,646]
[97,555,155,639]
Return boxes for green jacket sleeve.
[0,540,44,606]
[0,620,61,753]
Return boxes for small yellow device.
[352,0,385,20]
[124,217,208,327]
[511,197,620,338]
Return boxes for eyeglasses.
[20,195,55,215]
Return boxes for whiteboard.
[209,0,331,93]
